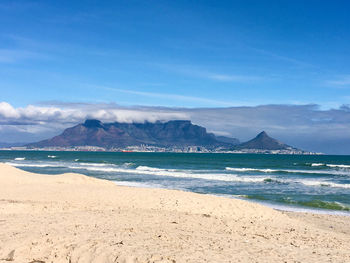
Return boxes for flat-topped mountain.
[26,119,305,153]
[28,119,229,148]
[236,131,294,150]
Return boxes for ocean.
[2,150,350,215]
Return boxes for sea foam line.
[226,167,350,176]
[6,161,350,189]
[79,165,267,183]
[300,180,350,189]
[132,166,350,189]
[327,164,350,168]
[226,167,275,173]
[310,163,350,169]
[77,165,350,188]
[5,162,63,168]
[78,162,113,167]
[114,181,165,189]
[311,163,324,167]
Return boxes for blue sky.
[1,0,350,108]
[1,0,350,154]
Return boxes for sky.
[0,0,350,154]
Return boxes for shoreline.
[3,155,350,216]
[113,180,350,216]
[1,163,350,262]
[4,164,350,216]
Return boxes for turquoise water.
[2,150,350,215]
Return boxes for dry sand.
[0,163,349,263]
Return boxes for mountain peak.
[83,119,104,128]
[256,131,268,138]
[238,131,292,150]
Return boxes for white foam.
[72,164,266,183]
[327,164,350,169]
[48,155,57,158]
[5,162,62,168]
[43,163,350,187]
[137,166,270,182]
[286,169,350,176]
[226,166,350,176]
[309,163,350,169]
[14,157,25,161]
[78,162,113,167]
[74,166,125,172]
[229,175,350,189]
[114,181,163,189]
[299,180,350,189]
[325,182,350,189]
[136,166,177,172]
[74,162,133,168]
[226,167,275,173]
[136,166,164,172]
[311,163,324,166]
[7,161,350,189]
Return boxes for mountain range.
[27,119,300,151]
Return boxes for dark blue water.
[1,151,350,214]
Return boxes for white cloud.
[207,74,260,82]
[0,49,47,63]
[0,102,20,118]
[326,75,350,88]
[150,62,260,83]
[99,86,236,106]
[0,101,189,125]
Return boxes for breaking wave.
[226,167,275,173]
[310,163,350,169]
[79,165,266,183]
[300,180,350,189]
[327,164,350,168]
[226,166,350,176]
[5,162,63,168]
[5,161,350,189]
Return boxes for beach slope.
[0,163,349,262]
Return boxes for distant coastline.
[0,146,322,155]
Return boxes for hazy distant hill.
[0,142,26,148]
[27,119,228,148]
[236,131,295,150]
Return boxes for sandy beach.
[0,163,349,263]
